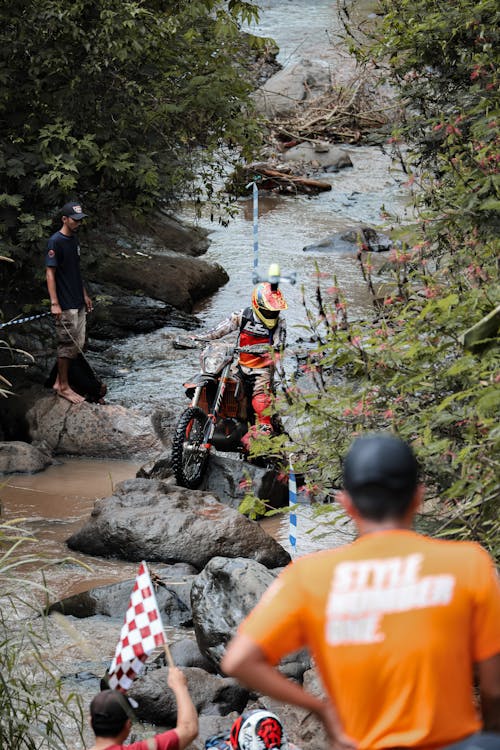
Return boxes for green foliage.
[266,0,500,559]
[0,521,85,749]
[0,0,262,263]
[341,0,500,245]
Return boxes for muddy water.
[1,459,142,598]
[1,457,354,604]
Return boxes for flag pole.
[143,561,176,668]
[164,642,175,668]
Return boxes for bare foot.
[53,384,85,404]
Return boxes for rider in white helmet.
[205,709,300,749]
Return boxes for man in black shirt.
[45,200,93,404]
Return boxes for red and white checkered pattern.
[107,561,166,692]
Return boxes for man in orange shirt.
[222,433,500,750]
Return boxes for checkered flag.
[107,561,167,692]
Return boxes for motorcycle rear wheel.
[171,406,210,489]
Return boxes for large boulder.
[98,252,229,314]
[191,556,279,667]
[48,563,197,627]
[66,479,290,570]
[87,281,200,340]
[26,396,161,460]
[139,451,289,513]
[303,225,395,254]
[253,60,331,118]
[0,440,53,474]
[281,143,353,172]
[199,456,289,511]
[91,211,211,260]
[130,666,249,724]
[168,637,217,674]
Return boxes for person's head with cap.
[90,689,136,740]
[60,201,88,221]
[341,432,421,523]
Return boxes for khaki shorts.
[56,307,86,359]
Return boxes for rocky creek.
[0,2,409,747]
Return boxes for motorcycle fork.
[190,386,202,409]
[203,363,231,444]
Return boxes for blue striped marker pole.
[0,311,52,329]
[289,459,297,556]
[252,181,259,281]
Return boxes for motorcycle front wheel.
[171,406,210,489]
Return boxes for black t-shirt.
[45,231,85,310]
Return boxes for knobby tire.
[171,406,210,489]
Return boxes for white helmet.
[230,710,289,750]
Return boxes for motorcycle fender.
[183,374,217,390]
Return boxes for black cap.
[343,433,419,494]
[61,201,88,220]
[90,690,136,735]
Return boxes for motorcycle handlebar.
[173,336,283,356]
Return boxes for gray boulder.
[0,440,53,475]
[137,453,289,517]
[27,396,161,460]
[303,225,395,254]
[130,666,249,723]
[168,638,218,674]
[253,60,331,118]
[281,143,353,172]
[191,556,279,667]
[199,455,288,511]
[48,563,197,627]
[66,479,290,570]
[87,281,199,340]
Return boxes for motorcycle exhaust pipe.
[211,422,248,451]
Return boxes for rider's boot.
[241,393,274,451]
[252,392,273,428]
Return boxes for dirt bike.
[171,338,280,489]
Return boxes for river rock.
[95,211,211,259]
[130,666,249,724]
[66,479,290,570]
[199,455,289,511]
[98,252,228,314]
[253,60,331,118]
[0,440,53,475]
[303,225,394,254]
[139,450,289,512]
[281,143,353,172]
[48,563,197,627]
[87,281,200,340]
[26,395,161,460]
[167,637,218,674]
[191,557,275,667]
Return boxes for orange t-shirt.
[240,530,500,749]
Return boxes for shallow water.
[1,458,142,599]
[102,143,409,410]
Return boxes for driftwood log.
[239,165,331,195]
